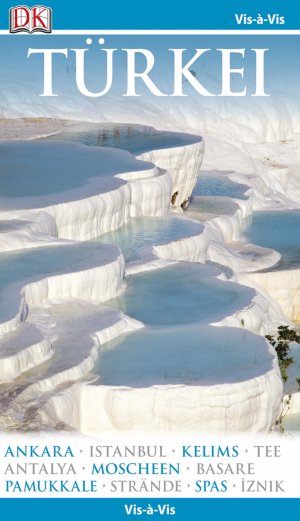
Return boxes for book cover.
[0,0,299,518]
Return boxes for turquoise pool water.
[95,323,272,387]
[193,173,249,200]
[0,241,110,323]
[107,263,254,326]
[98,215,202,262]
[45,122,200,155]
[0,220,31,232]
[0,141,136,199]
[188,196,239,217]
[0,124,200,201]
[244,210,300,270]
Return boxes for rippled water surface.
[244,210,300,270]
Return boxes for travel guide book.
[0,0,299,518]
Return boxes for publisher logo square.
[9,5,52,33]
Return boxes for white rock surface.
[243,269,300,322]
[1,112,298,433]
[43,344,282,433]
[0,323,53,382]
[138,139,204,207]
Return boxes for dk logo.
[9,5,52,33]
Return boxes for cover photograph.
[0,0,299,518]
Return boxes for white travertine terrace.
[1,113,299,433]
